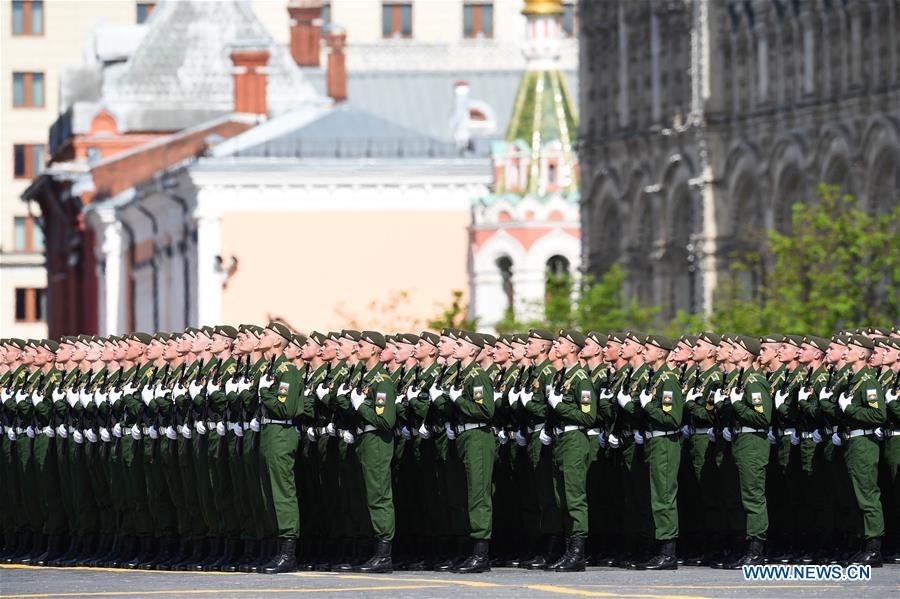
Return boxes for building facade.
[577,0,900,318]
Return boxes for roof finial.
[521,0,563,17]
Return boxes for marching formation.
[1,324,899,574]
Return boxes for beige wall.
[1,0,137,337]
[219,209,470,332]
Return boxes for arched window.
[545,255,571,321]
[496,256,514,316]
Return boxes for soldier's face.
[846,345,868,364]
[760,344,779,366]
[452,339,477,361]
[525,338,549,359]
[126,340,143,360]
[381,344,396,362]
[620,339,641,360]
[301,340,320,361]
[72,344,87,362]
[192,333,211,353]
[23,347,36,365]
[395,343,413,362]
[412,341,430,360]
[692,341,712,362]
[336,339,355,359]
[673,343,692,362]
[826,344,844,364]
[511,342,527,361]
[210,334,228,354]
[778,343,799,363]
[114,341,128,361]
[799,344,822,364]
[356,340,375,361]
[85,343,102,362]
[730,346,750,364]
[603,342,621,363]
[493,343,510,363]
[177,335,193,354]
[164,341,178,360]
[56,344,72,363]
[438,337,455,357]
[284,344,300,360]
[868,348,884,367]
[33,348,50,367]
[884,347,900,366]
[101,343,116,361]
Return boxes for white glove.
[94,390,108,406]
[141,386,154,406]
[707,427,716,442]
[607,433,620,449]
[350,388,366,410]
[599,388,613,400]
[216,421,226,436]
[513,430,527,446]
[798,387,812,402]
[123,383,137,396]
[767,429,777,444]
[341,430,355,444]
[195,420,207,435]
[545,384,553,397]
[79,389,92,407]
[307,427,317,442]
[25,425,35,439]
[233,423,243,437]
[418,423,431,439]
[686,387,702,403]
[790,430,800,445]
[428,384,444,402]
[31,391,44,407]
[831,432,842,446]
[173,384,187,400]
[395,394,406,405]
[189,380,203,399]
[722,426,733,442]
[153,384,166,399]
[52,387,66,403]
[225,379,239,396]
[597,433,606,447]
[497,429,508,444]
[337,383,351,398]
[181,424,192,439]
[206,380,220,394]
[407,386,421,399]
[445,422,457,440]
[165,425,177,440]
[109,388,123,404]
[520,390,533,406]
[73,429,84,444]
[238,378,252,393]
[634,430,644,445]
[774,389,788,409]
[249,418,260,432]
[508,389,521,406]
[66,388,79,407]
[616,389,632,408]
[0,389,12,402]
[99,427,111,442]
[400,426,411,440]
[56,424,68,438]
[15,390,29,404]
[886,388,897,403]
[681,425,690,438]
[113,422,122,438]
[148,426,159,440]
[316,384,328,400]
[639,388,653,408]
[837,392,852,412]
[259,374,275,390]
[547,388,563,409]
[875,427,884,441]
[730,388,743,404]
[539,429,553,445]
[819,387,834,401]
[713,389,726,405]
[85,428,98,442]
[448,386,463,402]
[130,424,141,440]
[6,427,16,441]
[325,422,336,436]
[812,429,823,444]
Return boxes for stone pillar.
[93,206,126,336]
[194,191,222,328]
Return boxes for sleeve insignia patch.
[662,390,673,404]
[375,392,386,405]
[277,363,289,374]
[580,390,592,413]
[866,388,878,408]
[474,386,484,404]
[277,381,289,403]
[751,392,762,405]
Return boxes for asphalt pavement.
[1,563,897,598]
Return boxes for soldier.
[877,337,899,563]
[579,332,611,565]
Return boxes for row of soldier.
[1,324,898,573]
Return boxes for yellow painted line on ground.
[292,572,505,587]
[0,584,448,599]
[524,584,711,599]
[580,583,845,590]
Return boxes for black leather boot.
[156,538,189,571]
[36,534,66,567]
[434,537,465,572]
[199,537,223,571]
[73,534,100,567]
[849,538,883,568]
[177,537,207,571]
[728,539,765,569]
[235,539,258,570]
[355,539,393,573]
[453,540,490,574]
[525,535,562,570]
[212,538,240,573]
[125,536,153,569]
[262,538,297,574]
[104,535,131,568]
[332,538,360,572]
[635,540,677,570]
[19,532,45,565]
[86,534,113,567]
[551,536,587,572]
[57,535,85,567]
[246,539,275,573]
[142,536,174,570]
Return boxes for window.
[561,1,576,37]
[464,2,493,39]
[382,3,412,38]
[13,144,44,178]
[320,1,331,27]
[136,2,155,24]
[12,1,42,35]
[12,72,44,107]
[497,256,514,316]
[13,216,44,252]
[14,288,46,322]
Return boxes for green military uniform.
[730,367,772,541]
[641,365,683,542]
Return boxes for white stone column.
[513,265,545,324]
[472,267,507,333]
[650,7,662,122]
[617,3,629,127]
[93,206,127,335]
[194,189,222,327]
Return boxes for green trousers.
[732,431,769,541]
[178,435,206,539]
[527,432,563,536]
[434,432,468,539]
[455,427,495,540]
[646,434,681,541]
[845,434,884,539]
[208,429,239,539]
[33,434,66,534]
[686,433,723,539]
[620,437,652,547]
[552,431,591,537]
[357,430,395,541]
[884,436,900,545]
[260,424,299,539]
[227,431,252,540]
[160,436,186,536]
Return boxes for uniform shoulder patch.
[276,362,289,374]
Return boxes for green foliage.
[427,290,479,332]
